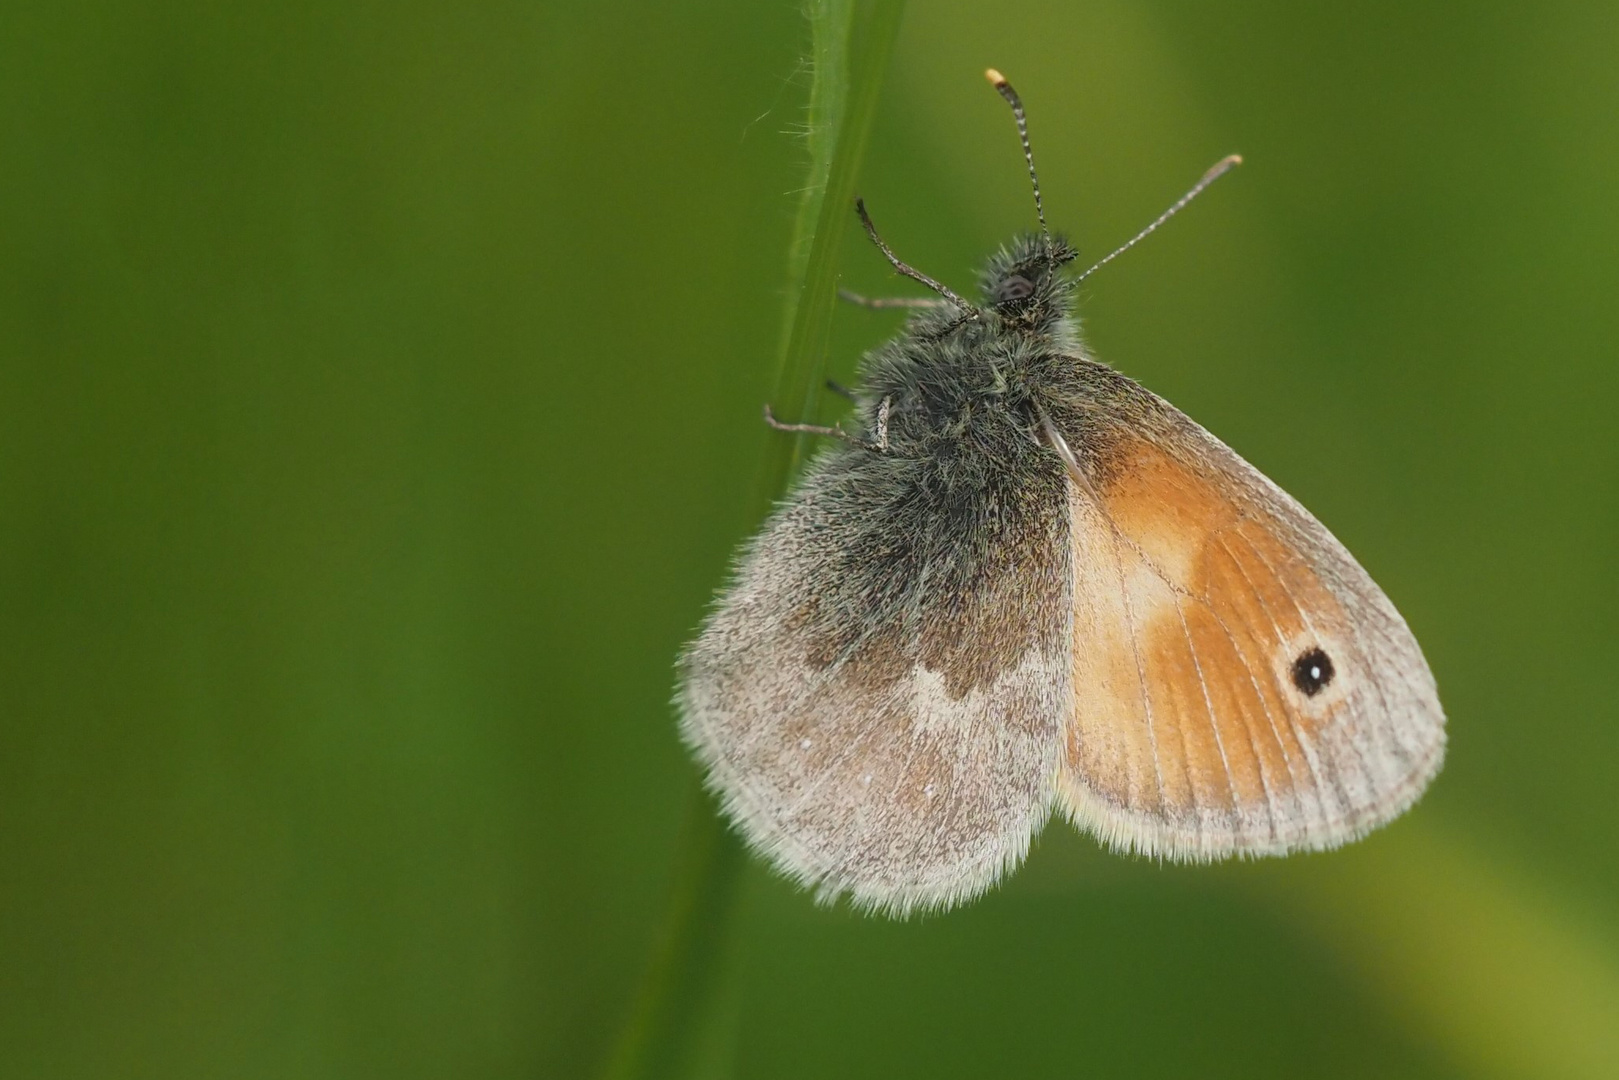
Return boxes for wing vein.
[1196,535,1312,838]
[1229,528,1377,811]
[1173,594,1257,838]
[1214,534,1338,821]
[1042,413,1173,813]
[1062,477,1171,813]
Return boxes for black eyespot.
[1291,647,1334,697]
[995,274,1034,304]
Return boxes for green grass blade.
[600,3,906,1077]
[756,0,908,514]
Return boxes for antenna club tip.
[1198,154,1244,185]
[984,68,1007,87]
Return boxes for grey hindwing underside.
[677,440,1073,915]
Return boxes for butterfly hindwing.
[677,442,1074,914]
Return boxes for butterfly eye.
[1291,647,1335,696]
[995,274,1034,304]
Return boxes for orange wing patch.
[1058,433,1438,859]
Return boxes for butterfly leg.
[837,289,951,310]
[763,397,891,454]
[870,395,891,452]
[763,404,842,440]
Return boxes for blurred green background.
[4,1,1618,1077]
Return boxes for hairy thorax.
[860,314,1085,464]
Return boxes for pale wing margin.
[677,447,1074,915]
[1045,375,1445,860]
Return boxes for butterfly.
[677,70,1444,915]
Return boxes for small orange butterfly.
[678,70,1444,915]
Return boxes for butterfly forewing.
[1050,370,1445,858]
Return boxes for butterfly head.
[979,232,1078,323]
[978,72,1081,330]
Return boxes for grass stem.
[600,2,905,1077]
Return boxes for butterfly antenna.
[1075,154,1243,283]
[984,69,1050,250]
[854,198,975,310]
